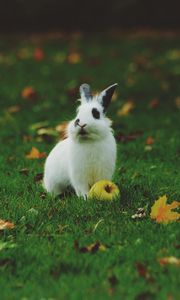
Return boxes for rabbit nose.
[74,119,87,128]
[74,119,80,127]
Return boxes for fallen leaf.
[150,195,180,224]
[6,105,21,114]
[136,262,151,280]
[34,172,43,182]
[117,100,135,116]
[0,219,15,230]
[26,147,46,159]
[159,256,180,267]
[33,48,44,61]
[67,52,81,64]
[112,91,119,102]
[30,121,49,131]
[149,98,160,109]
[21,86,37,101]
[36,128,58,143]
[146,136,154,145]
[23,135,33,142]
[131,208,146,220]
[19,168,29,176]
[74,241,106,254]
[55,121,69,139]
[17,47,32,60]
[175,97,180,109]
[116,131,143,143]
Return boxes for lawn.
[0,32,180,300]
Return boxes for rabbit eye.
[92,108,100,119]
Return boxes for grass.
[0,32,180,300]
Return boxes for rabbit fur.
[43,83,117,198]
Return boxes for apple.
[88,180,120,201]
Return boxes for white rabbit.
[43,83,117,198]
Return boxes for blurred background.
[0,0,180,32]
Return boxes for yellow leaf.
[159,256,180,267]
[26,147,46,159]
[117,100,135,116]
[150,195,180,224]
[0,219,15,230]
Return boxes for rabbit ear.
[79,83,92,102]
[98,83,118,111]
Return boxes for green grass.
[0,33,180,300]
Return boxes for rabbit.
[43,83,117,198]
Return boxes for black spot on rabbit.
[92,108,100,119]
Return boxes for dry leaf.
[116,131,143,143]
[6,105,21,114]
[26,147,46,159]
[67,52,81,64]
[74,241,106,254]
[17,47,32,60]
[159,256,180,267]
[21,86,37,100]
[136,262,151,280]
[112,91,118,102]
[0,219,15,230]
[149,98,160,109]
[175,97,180,109]
[55,121,69,139]
[117,101,135,116]
[150,195,180,224]
[34,172,43,182]
[19,168,29,176]
[33,48,44,61]
[146,136,154,145]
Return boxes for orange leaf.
[159,256,180,267]
[175,97,180,109]
[0,219,15,230]
[146,136,154,145]
[150,195,180,224]
[26,147,46,159]
[67,52,81,64]
[21,86,37,100]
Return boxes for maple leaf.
[117,101,135,116]
[26,147,46,159]
[150,195,180,224]
[0,219,15,230]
